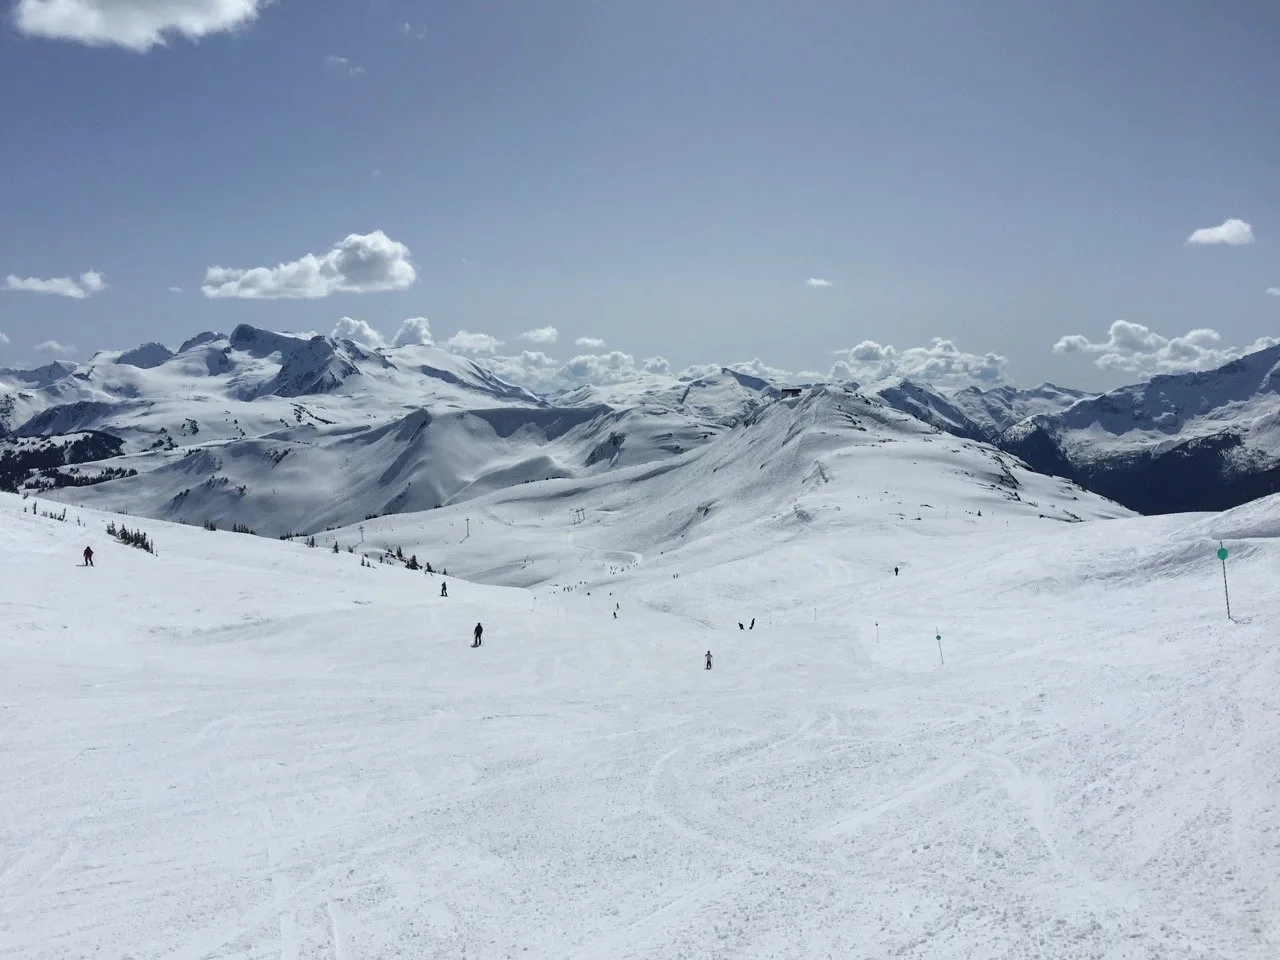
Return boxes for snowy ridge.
[1001,343,1280,513]
[6,327,1280,521]
[45,379,1121,539]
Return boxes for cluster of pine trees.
[105,521,156,555]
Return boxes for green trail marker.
[1217,542,1232,620]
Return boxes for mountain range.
[3,324,1279,532]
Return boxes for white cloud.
[331,317,385,349]
[484,351,562,392]
[329,316,434,349]
[202,230,416,299]
[519,326,558,344]
[400,21,426,39]
[444,330,503,354]
[1053,321,1279,376]
[806,277,832,288]
[0,330,9,345]
[14,0,265,51]
[677,358,821,384]
[575,336,606,349]
[830,338,1007,386]
[35,339,76,357]
[392,317,433,347]
[4,270,106,299]
[168,285,183,294]
[1266,287,1280,297]
[1185,218,1254,246]
[325,54,364,77]
[482,348,672,394]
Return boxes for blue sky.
[1,0,1278,392]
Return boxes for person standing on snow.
[440,581,448,598]
[704,650,713,671]
[472,622,483,647]
[83,546,94,567]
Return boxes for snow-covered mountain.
[1001,343,1280,513]
[4,326,1280,526]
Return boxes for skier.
[738,622,744,630]
[83,546,94,567]
[894,566,899,576]
[612,610,617,619]
[704,650,713,670]
[472,622,483,647]
[440,581,448,598]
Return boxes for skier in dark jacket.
[704,650,713,670]
[440,581,448,598]
[472,622,483,647]
[83,546,94,567]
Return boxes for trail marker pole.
[936,629,944,667]
[875,621,880,645]
[1217,543,1231,620]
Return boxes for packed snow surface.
[2,473,1278,957]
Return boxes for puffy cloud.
[1053,321,1279,376]
[332,317,385,348]
[444,330,503,354]
[1185,218,1254,246]
[5,270,106,299]
[559,350,643,385]
[392,317,433,347]
[13,0,265,51]
[330,316,435,349]
[202,230,416,299]
[830,338,1007,386]
[806,277,832,288]
[518,326,558,344]
[325,54,364,77]
[483,351,563,392]
[575,336,606,348]
[35,340,76,356]
[481,349,674,394]
[1267,287,1280,297]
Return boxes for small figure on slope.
[704,650,713,671]
[83,546,94,567]
[472,622,483,647]
[440,581,448,598]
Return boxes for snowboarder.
[894,566,899,576]
[704,650,713,670]
[440,582,448,598]
[472,622,483,647]
[612,611,617,619]
[83,546,94,567]
[749,617,755,630]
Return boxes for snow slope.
[47,383,1121,542]
[3,447,1277,956]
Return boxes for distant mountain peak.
[116,342,175,369]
